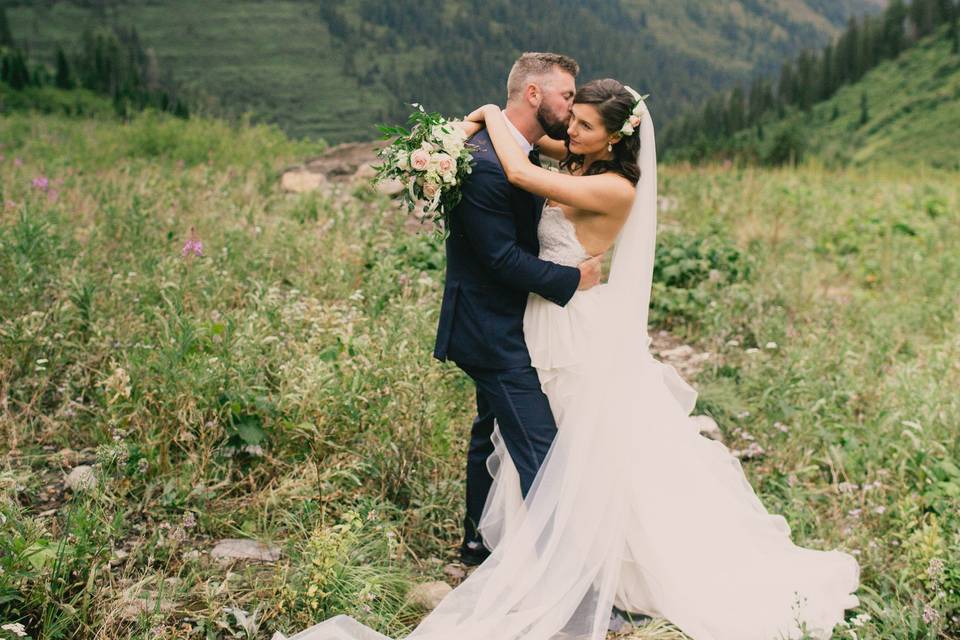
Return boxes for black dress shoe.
[458,540,491,566]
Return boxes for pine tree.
[6,49,30,89]
[859,91,869,126]
[882,0,907,59]
[0,8,13,48]
[55,45,73,89]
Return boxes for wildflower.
[927,558,945,580]
[100,365,131,403]
[14,158,23,166]
[872,505,886,514]
[4,200,16,210]
[32,176,49,190]
[745,347,760,354]
[765,341,778,349]
[181,227,203,257]
[1,623,28,637]
[47,189,59,203]
[923,605,939,626]
[0,155,4,161]
[183,512,197,528]
[850,613,871,627]
[847,508,862,518]
[774,421,789,433]
[837,482,858,494]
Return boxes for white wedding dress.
[289,103,859,640]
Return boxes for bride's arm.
[479,104,634,217]
[535,136,568,161]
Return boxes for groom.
[433,52,603,566]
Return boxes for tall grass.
[0,111,957,639]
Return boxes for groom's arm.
[458,160,581,306]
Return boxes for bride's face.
[566,104,610,156]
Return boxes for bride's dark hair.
[560,78,641,185]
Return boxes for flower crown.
[618,86,649,137]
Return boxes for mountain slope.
[7,0,885,143]
[707,30,960,168]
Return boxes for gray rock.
[64,465,97,492]
[443,563,467,580]
[280,169,328,193]
[407,580,452,611]
[210,539,281,562]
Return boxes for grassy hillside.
[666,28,960,169]
[6,0,885,143]
[1,108,958,638]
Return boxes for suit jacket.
[433,129,580,369]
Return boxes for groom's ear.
[524,82,542,107]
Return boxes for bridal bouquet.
[375,104,474,232]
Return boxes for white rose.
[396,150,409,171]
[420,141,436,153]
[620,122,634,136]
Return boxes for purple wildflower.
[181,227,204,258]
[32,176,50,190]
[14,158,23,167]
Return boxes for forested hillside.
[661,0,959,167]
[5,0,885,142]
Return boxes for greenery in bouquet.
[375,104,475,234]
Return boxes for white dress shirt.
[502,110,534,154]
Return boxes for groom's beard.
[537,105,569,140]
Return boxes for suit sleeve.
[457,159,580,306]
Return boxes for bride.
[290,79,860,640]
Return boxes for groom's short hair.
[507,52,579,102]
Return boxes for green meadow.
[0,109,958,639]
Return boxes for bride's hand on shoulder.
[455,104,498,139]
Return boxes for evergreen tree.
[859,91,869,126]
[55,45,73,89]
[0,7,13,48]
[881,0,907,59]
[4,49,30,89]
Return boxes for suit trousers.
[457,362,558,545]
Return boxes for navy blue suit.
[433,129,580,547]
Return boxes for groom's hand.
[577,255,603,290]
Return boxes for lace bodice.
[538,205,590,267]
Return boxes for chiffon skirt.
[289,285,859,640]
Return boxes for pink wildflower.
[32,176,50,190]
[14,158,23,167]
[181,227,204,258]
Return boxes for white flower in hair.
[619,86,649,137]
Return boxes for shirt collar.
[502,110,534,154]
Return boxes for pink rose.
[422,181,440,199]
[410,149,430,171]
[435,153,455,174]
[629,115,641,128]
